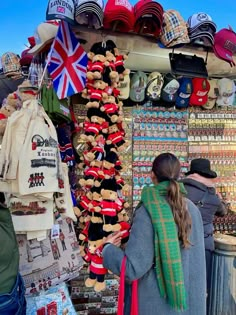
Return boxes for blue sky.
[0,0,235,57]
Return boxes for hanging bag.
[117,256,139,315]
[18,100,64,196]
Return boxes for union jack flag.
[47,20,88,99]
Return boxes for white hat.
[216,78,235,106]
[28,22,59,55]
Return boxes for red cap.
[20,48,33,66]
[133,0,164,36]
[213,27,236,66]
[103,0,135,32]
[189,78,210,106]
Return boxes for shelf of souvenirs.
[213,213,236,235]
[189,107,236,119]
[133,106,188,124]
[188,128,236,142]
[188,142,236,157]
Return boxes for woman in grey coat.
[102,153,206,315]
[181,158,227,313]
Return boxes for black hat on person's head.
[185,158,217,178]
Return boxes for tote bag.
[18,102,64,196]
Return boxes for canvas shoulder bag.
[18,101,64,196]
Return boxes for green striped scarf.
[141,181,187,311]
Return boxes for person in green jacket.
[0,192,26,314]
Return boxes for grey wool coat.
[102,199,206,315]
[181,178,227,251]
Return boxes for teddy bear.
[102,51,119,86]
[100,95,123,123]
[79,108,109,144]
[17,79,38,105]
[79,159,105,188]
[113,47,130,78]
[89,178,124,231]
[101,150,122,179]
[0,101,16,136]
[106,123,130,152]
[82,222,109,292]
[86,54,107,81]
[85,80,108,109]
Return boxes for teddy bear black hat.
[88,222,109,240]
[100,177,118,191]
[87,107,108,120]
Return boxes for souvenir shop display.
[1,0,236,313]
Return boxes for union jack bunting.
[47,20,88,99]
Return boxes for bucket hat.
[28,22,59,55]
[185,158,217,178]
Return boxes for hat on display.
[1,52,21,78]
[187,13,217,47]
[145,72,164,102]
[129,71,148,103]
[185,158,217,178]
[202,79,218,109]
[28,22,59,55]
[160,10,190,48]
[46,0,75,25]
[216,78,235,106]
[189,77,210,106]
[133,0,164,36]
[20,49,33,67]
[75,0,104,29]
[161,73,180,104]
[175,77,192,109]
[103,0,135,32]
[213,27,236,66]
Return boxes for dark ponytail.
[152,153,192,248]
[167,179,192,248]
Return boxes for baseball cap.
[202,79,218,109]
[189,78,210,106]
[213,28,236,66]
[103,0,135,32]
[75,0,104,29]
[160,10,190,48]
[133,0,164,37]
[216,78,235,106]
[188,13,216,33]
[46,0,75,25]
[145,72,164,102]
[129,71,148,103]
[175,77,192,109]
[28,22,59,55]
[161,73,180,104]
[188,13,216,47]
[1,52,21,77]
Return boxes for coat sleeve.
[215,197,227,217]
[102,205,154,281]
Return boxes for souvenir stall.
[0,0,236,314]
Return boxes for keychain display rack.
[188,107,236,234]
[132,105,189,209]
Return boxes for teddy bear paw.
[85,278,97,288]
[94,281,106,292]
